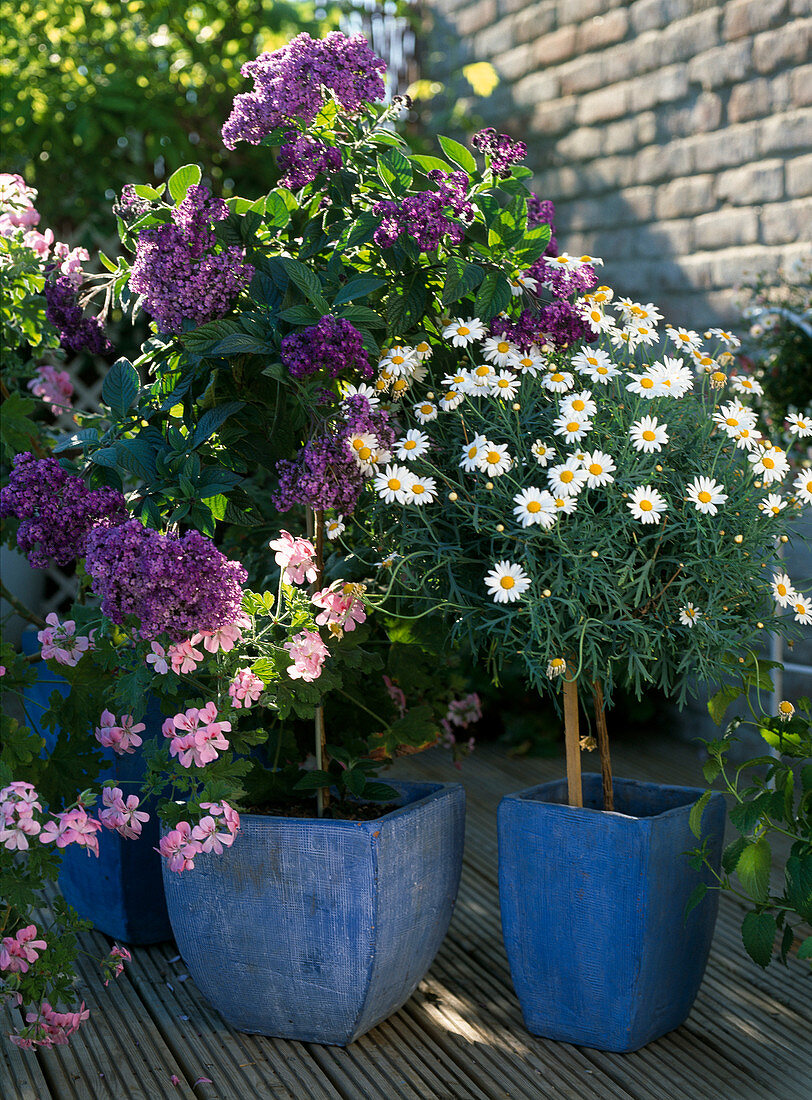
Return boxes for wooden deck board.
[4,738,809,1100]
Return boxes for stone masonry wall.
[423,0,812,327]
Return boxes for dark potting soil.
[245,799,398,821]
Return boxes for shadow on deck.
[3,738,809,1100]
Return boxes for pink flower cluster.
[229,667,265,708]
[37,612,94,667]
[312,582,366,636]
[0,781,42,851]
[0,925,47,975]
[157,801,240,873]
[270,530,317,585]
[284,629,330,682]
[191,612,248,654]
[10,1001,91,1049]
[101,944,131,987]
[27,364,74,415]
[162,702,231,768]
[94,711,145,754]
[98,788,149,839]
[0,174,89,278]
[40,807,102,857]
[440,693,482,768]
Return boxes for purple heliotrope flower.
[526,194,558,257]
[472,128,527,176]
[129,184,253,334]
[277,134,342,190]
[84,520,247,641]
[43,275,110,355]
[222,32,386,150]
[373,170,474,252]
[0,453,127,568]
[280,315,372,380]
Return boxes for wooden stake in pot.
[591,680,614,812]
[562,676,583,808]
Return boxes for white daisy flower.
[771,572,797,607]
[572,347,610,374]
[559,389,597,419]
[686,476,728,516]
[758,493,787,516]
[413,400,438,424]
[478,442,512,477]
[459,434,488,472]
[379,345,418,376]
[347,432,379,467]
[625,322,658,346]
[689,347,717,373]
[666,326,703,353]
[576,254,604,267]
[468,362,498,389]
[731,375,763,398]
[581,450,616,488]
[325,516,346,540]
[546,657,567,678]
[484,560,532,604]
[374,464,413,504]
[629,415,669,453]
[342,383,380,408]
[777,700,795,722]
[413,340,433,360]
[552,494,578,515]
[793,594,812,625]
[627,301,662,324]
[441,370,469,389]
[553,412,593,444]
[582,360,621,385]
[482,336,521,367]
[627,484,668,524]
[404,474,437,506]
[542,369,574,393]
[509,272,538,295]
[608,327,639,352]
[491,371,521,400]
[389,376,413,400]
[547,458,587,497]
[395,430,431,461]
[786,413,812,438]
[748,445,790,484]
[544,252,583,273]
[648,356,693,397]
[439,388,465,412]
[626,372,664,399]
[531,440,555,466]
[792,469,812,504]
[443,318,486,346]
[731,426,760,451]
[713,401,758,437]
[679,603,702,628]
[580,303,615,333]
[512,487,557,529]
[515,346,545,375]
[705,327,741,348]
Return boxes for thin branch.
[0,578,45,628]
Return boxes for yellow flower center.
[527,500,542,513]
[352,438,364,451]
[771,505,780,514]
[571,399,585,411]
[678,333,690,342]
[777,583,788,596]
[698,490,712,503]
[497,341,510,353]
[588,463,602,475]
[467,445,478,459]
[587,356,598,365]
[445,390,458,401]
[551,373,564,383]
[589,311,601,323]
[565,421,579,433]
[498,379,510,389]
[597,366,608,375]
[486,451,501,464]
[420,405,433,415]
[392,379,407,393]
[560,470,574,483]
[416,342,429,353]
[392,355,405,365]
[725,417,739,427]
[412,483,425,495]
[641,377,654,389]
[779,701,794,714]
[555,256,568,264]
[805,480,812,492]
[404,440,416,450]
[475,365,490,377]
[387,478,401,491]
[763,457,775,469]
[550,658,565,668]
[639,500,653,511]
[358,446,373,461]
[795,603,804,614]
[457,326,470,336]
[500,576,516,589]
[555,498,566,507]
[712,371,726,383]
[642,430,656,441]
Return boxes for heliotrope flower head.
[280,315,372,380]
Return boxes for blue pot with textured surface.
[22,634,172,944]
[498,773,726,1052]
[162,780,465,1044]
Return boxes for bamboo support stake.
[562,677,583,808]
[591,680,614,812]
[307,508,330,818]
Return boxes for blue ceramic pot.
[498,773,726,1052]
[21,634,172,944]
[162,780,465,1044]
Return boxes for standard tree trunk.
[562,677,583,807]
[591,680,614,812]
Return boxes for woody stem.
[563,676,583,808]
[591,680,614,812]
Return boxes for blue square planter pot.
[21,634,172,945]
[498,773,726,1052]
[161,780,465,1044]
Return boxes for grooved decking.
[2,738,809,1100]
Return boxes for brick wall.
[423,0,812,326]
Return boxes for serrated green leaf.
[278,257,329,311]
[735,837,772,903]
[741,910,776,967]
[410,154,454,174]
[344,767,366,798]
[193,401,245,447]
[474,270,511,321]
[278,304,322,325]
[438,135,476,174]
[167,164,202,205]
[688,790,713,839]
[798,936,812,960]
[708,683,742,725]
[363,781,400,802]
[442,257,485,306]
[684,882,708,922]
[102,358,139,415]
[293,770,332,791]
[332,275,387,305]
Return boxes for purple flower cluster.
[526,193,558,256]
[472,128,527,176]
[373,170,473,251]
[84,519,247,642]
[0,453,127,568]
[43,275,110,355]
[537,300,593,348]
[129,184,253,333]
[281,315,372,380]
[113,185,152,225]
[274,395,395,514]
[277,134,342,190]
[222,32,386,150]
[531,261,598,299]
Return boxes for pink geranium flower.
[269,530,318,585]
[101,944,131,986]
[228,667,264,709]
[0,925,47,975]
[191,612,249,654]
[145,641,169,675]
[163,702,231,768]
[94,711,145,754]
[39,808,102,857]
[37,613,91,667]
[158,821,202,872]
[284,629,329,682]
[167,639,204,674]
[311,581,367,635]
[98,787,149,839]
[27,364,74,415]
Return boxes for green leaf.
[442,257,485,306]
[702,757,722,783]
[344,767,366,798]
[132,183,165,200]
[208,333,274,356]
[293,770,332,791]
[346,211,379,249]
[684,882,708,921]
[735,837,772,903]
[264,191,291,230]
[722,835,749,874]
[708,683,742,726]
[101,358,139,416]
[410,154,454,174]
[167,164,202,205]
[336,304,386,330]
[332,275,387,305]
[193,401,245,447]
[279,305,322,325]
[688,790,713,839]
[798,936,812,960]
[363,781,400,802]
[278,257,329,311]
[474,270,512,321]
[729,793,771,836]
[377,149,412,194]
[741,910,776,968]
[438,135,476,174]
